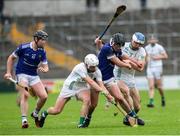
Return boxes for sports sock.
[161,96,165,101]
[79,116,85,125]
[128,110,136,117]
[149,98,154,104]
[22,115,27,122]
[34,108,40,114]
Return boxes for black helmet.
[34,30,48,40]
[111,33,125,47]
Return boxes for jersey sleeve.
[95,68,102,81]
[158,45,166,54]
[12,44,23,57]
[137,48,146,61]
[103,45,115,60]
[74,64,88,79]
[41,50,48,64]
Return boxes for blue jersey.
[98,43,122,81]
[13,42,48,76]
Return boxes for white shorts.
[16,74,41,86]
[114,69,136,89]
[146,66,162,79]
[59,85,90,98]
[103,77,117,88]
[120,77,136,89]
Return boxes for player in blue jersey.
[4,30,49,128]
[81,33,139,127]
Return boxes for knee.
[149,86,154,90]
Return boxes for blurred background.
[1,0,180,92]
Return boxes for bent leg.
[48,96,69,115]
[31,81,48,112]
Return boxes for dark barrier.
[0,81,15,92]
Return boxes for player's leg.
[83,89,99,127]
[117,80,133,110]
[16,74,30,128]
[76,89,91,128]
[155,78,165,106]
[39,96,69,127]
[30,78,48,127]
[147,68,155,107]
[108,83,136,118]
[130,88,140,113]
[155,67,165,106]
[130,88,145,126]
[147,78,155,107]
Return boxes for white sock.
[22,116,27,123]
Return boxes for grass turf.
[0,90,180,135]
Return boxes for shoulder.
[74,63,86,71]
[139,47,146,55]
[145,44,151,50]
[124,42,131,47]
[102,43,111,50]
[123,42,131,50]
[18,42,31,49]
[156,43,164,48]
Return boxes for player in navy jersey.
[4,30,49,128]
[82,33,138,127]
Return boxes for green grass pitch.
[0,90,180,135]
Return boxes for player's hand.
[126,63,132,69]
[4,73,12,80]
[107,94,115,104]
[38,67,46,73]
[102,91,114,103]
[94,37,103,48]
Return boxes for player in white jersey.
[145,36,168,107]
[38,54,113,128]
[114,32,146,126]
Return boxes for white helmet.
[84,54,99,68]
[132,32,145,45]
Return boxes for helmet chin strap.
[34,37,41,48]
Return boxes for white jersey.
[114,42,146,79]
[145,43,166,68]
[63,63,102,91]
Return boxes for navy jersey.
[98,43,122,81]
[13,42,48,76]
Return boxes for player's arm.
[121,54,145,71]
[38,51,49,73]
[94,37,103,50]
[152,52,168,60]
[84,76,114,102]
[110,56,132,69]
[4,54,16,79]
